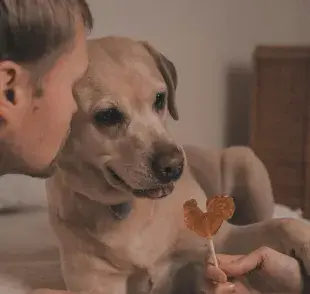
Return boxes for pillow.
[0,175,47,211]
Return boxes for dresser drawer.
[250,46,310,214]
[263,161,304,208]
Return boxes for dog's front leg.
[221,218,310,274]
[62,255,153,294]
[63,269,128,294]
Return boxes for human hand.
[207,282,237,294]
[205,246,303,293]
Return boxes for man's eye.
[93,108,124,127]
[153,92,166,112]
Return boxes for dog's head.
[63,36,184,200]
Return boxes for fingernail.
[227,282,235,290]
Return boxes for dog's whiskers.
[121,162,159,189]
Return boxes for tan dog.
[46,37,310,294]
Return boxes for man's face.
[0,20,89,177]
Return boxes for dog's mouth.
[106,167,174,199]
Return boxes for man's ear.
[140,41,179,121]
[0,61,22,102]
[0,61,28,124]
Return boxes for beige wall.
[88,0,310,148]
[1,0,310,204]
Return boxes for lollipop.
[183,196,235,267]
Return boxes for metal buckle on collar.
[109,202,132,220]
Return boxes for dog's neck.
[62,168,133,220]
[57,157,134,219]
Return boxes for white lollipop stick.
[207,238,218,267]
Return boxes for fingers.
[220,247,268,277]
[213,282,236,294]
[206,253,247,282]
[234,280,254,294]
[206,262,227,283]
[205,254,248,283]
[216,254,245,265]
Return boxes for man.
[0,0,91,178]
[0,1,306,294]
[0,1,92,293]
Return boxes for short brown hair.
[0,0,93,66]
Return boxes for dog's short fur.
[46,37,310,294]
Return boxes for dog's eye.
[93,108,124,126]
[153,92,166,112]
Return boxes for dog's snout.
[151,145,184,184]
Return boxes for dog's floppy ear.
[140,41,179,120]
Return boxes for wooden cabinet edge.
[254,46,310,60]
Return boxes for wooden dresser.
[250,46,310,218]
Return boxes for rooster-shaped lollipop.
[183,196,235,267]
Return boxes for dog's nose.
[151,146,184,184]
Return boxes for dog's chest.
[94,171,210,269]
[96,198,180,268]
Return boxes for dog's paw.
[278,218,310,274]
